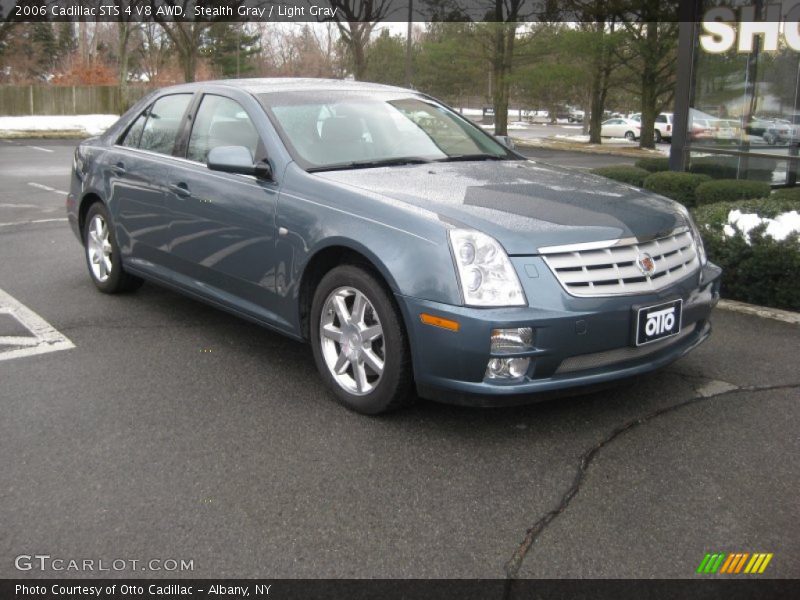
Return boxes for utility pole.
[405,0,413,87]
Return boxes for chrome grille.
[539,229,699,297]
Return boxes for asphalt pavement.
[0,140,798,580]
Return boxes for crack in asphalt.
[502,379,800,584]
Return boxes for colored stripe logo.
[697,552,773,574]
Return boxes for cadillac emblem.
[637,253,656,276]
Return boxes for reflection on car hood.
[315,160,686,254]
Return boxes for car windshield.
[259,91,515,171]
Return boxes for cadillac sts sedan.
[67,79,722,414]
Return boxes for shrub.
[693,197,800,226]
[692,198,800,311]
[642,171,712,206]
[634,157,670,172]
[689,159,738,180]
[688,156,777,182]
[694,179,771,206]
[771,187,800,202]
[590,165,650,187]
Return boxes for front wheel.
[83,202,143,293]
[624,131,636,141]
[310,265,413,414]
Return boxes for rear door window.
[138,94,193,155]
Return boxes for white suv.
[654,113,673,143]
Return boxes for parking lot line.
[0,217,68,228]
[27,145,54,153]
[27,181,69,195]
[0,287,74,361]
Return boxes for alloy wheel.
[87,214,113,282]
[319,286,385,396]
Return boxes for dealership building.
[671,0,800,186]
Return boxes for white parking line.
[0,202,40,209]
[27,145,54,153]
[27,182,68,195]
[0,217,68,228]
[0,288,74,362]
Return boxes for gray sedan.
[67,78,721,414]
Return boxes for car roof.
[155,77,413,96]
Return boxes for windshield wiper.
[436,154,505,162]
[307,157,432,173]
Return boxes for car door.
[602,119,619,137]
[108,93,194,268]
[164,93,284,325]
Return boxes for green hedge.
[642,172,712,206]
[693,197,800,225]
[692,198,800,310]
[688,156,776,182]
[771,187,800,202]
[694,179,771,206]
[634,157,670,172]
[590,165,650,187]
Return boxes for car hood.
[315,160,686,255]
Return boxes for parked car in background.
[568,109,584,123]
[654,113,674,142]
[762,119,799,145]
[745,115,780,139]
[600,117,641,140]
[67,78,720,414]
[690,117,738,142]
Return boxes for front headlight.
[448,229,526,307]
[677,205,707,266]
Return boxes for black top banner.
[0,0,697,24]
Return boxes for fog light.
[490,327,534,353]
[485,357,530,380]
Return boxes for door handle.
[169,182,191,198]
[110,162,125,176]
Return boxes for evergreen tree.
[202,23,261,78]
[32,22,57,74]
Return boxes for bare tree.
[137,21,172,83]
[325,1,393,80]
[469,0,527,136]
[570,1,623,143]
[614,0,679,149]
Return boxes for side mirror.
[207,146,272,179]
[495,135,515,150]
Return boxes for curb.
[717,299,800,324]
[0,130,88,139]
[512,137,668,159]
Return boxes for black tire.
[83,202,143,294]
[654,129,663,143]
[310,264,414,415]
[624,131,636,141]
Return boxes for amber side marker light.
[420,313,460,331]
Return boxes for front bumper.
[396,259,722,406]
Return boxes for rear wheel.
[624,130,636,141]
[654,129,663,143]
[310,265,413,414]
[83,202,143,293]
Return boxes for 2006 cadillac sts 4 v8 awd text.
[67,79,722,414]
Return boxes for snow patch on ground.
[723,210,800,242]
[0,114,119,136]
[480,121,530,131]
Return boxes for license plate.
[635,299,682,346]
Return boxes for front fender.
[275,165,463,332]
